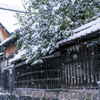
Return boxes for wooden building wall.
[0,26,9,42]
[5,44,17,58]
[0,59,3,69]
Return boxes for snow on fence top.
[58,17,100,45]
[9,50,26,63]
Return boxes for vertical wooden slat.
[53,58,55,88]
[77,49,80,89]
[72,50,74,89]
[88,45,91,89]
[91,45,95,88]
[59,56,63,88]
[84,47,87,88]
[86,46,90,88]
[96,44,99,82]
[73,61,76,88]
[49,58,52,88]
[57,56,59,88]
[62,54,65,89]
[98,44,100,81]
[78,47,83,89]
[94,44,98,88]
[80,45,84,89]
[66,52,71,89]
[68,51,71,89]
[49,58,51,89]
[70,51,72,89]
[65,53,68,88]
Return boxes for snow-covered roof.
[0,36,13,46]
[58,17,100,45]
[9,50,26,63]
[0,3,24,12]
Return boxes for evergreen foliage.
[14,0,100,64]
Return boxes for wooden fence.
[14,54,65,89]
[14,40,100,90]
[65,42,100,89]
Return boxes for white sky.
[0,0,23,7]
[0,0,23,33]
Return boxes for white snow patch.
[54,26,59,31]
[32,45,38,53]
[97,81,100,84]
[0,92,10,95]
[43,5,47,10]
[71,0,75,4]
[52,3,60,15]
[32,59,43,65]
[0,52,4,56]
[31,22,39,30]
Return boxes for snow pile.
[58,17,100,45]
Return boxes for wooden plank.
[77,48,81,89]
[82,51,86,89]
[66,52,70,89]
[69,52,72,89]
[86,47,90,88]
[83,47,87,89]
[69,51,72,89]
[71,50,74,89]
[56,56,58,88]
[61,54,65,89]
[68,63,70,89]
[97,44,99,81]
[65,53,68,88]
[91,45,95,88]
[80,46,83,89]
[79,49,82,89]
[98,44,100,81]
[94,44,99,88]
[87,46,91,89]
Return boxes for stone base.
[13,89,98,100]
